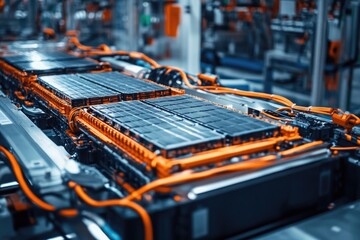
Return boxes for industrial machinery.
[0,0,185,63]
[0,38,359,240]
[264,0,360,108]
[200,0,360,112]
[0,0,39,41]
[201,0,274,73]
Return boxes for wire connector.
[197,73,219,86]
[332,113,360,131]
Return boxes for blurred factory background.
[1,0,359,112]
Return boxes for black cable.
[46,214,71,240]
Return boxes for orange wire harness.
[74,108,303,177]
[276,107,296,116]
[125,159,276,202]
[67,37,94,51]
[343,133,360,145]
[40,36,356,132]
[159,66,360,130]
[261,110,292,122]
[3,38,359,240]
[66,141,323,240]
[67,37,161,68]
[0,60,37,85]
[31,82,72,117]
[115,174,137,195]
[332,112,360,131]
[68,181,153,240]
[279,141,323,156]
[122,140,324,202]
[30,78,183,121]
[65,37,360,131]
[0,146,56,211]
[0,146,77,217]
[129,52,161,68]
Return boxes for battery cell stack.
[0,51,103,75]
[90,101,225,158]
[37,71,172,107]
[88,95,279,158]
[144,95,280,144]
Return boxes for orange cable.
[125,159,273,202]
[115,174,137,195]
[160,66,345,118]
[276,107,296,117]
[0,146,56,211]
[0,146,77,216]
[67,37,160,68]
[279,141,323,156]
[187,74,201,84]
[124,141,323,202]
[330,146,359,151]
[129,52,161,68]
[67,37,93,51]
[64,37,359,127]
[69,182,153,240]
[261,111,292,122]
[344,133,360,145]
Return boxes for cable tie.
[337,108,344,115]
[290,103,296,113]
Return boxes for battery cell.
[144,95,279,144]
[90,101,225,158]
[37,72,172,107]
[0,51,103,75]
[1,51,78,64]
[38,74,120,107]
[10,59,102,75]
[79,72,171,100]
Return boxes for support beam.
[311,0,328,106]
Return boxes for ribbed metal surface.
[11,59,101,74]
[80,72,171,100]
[1,51,77,63]
[38,72,172,107]
[145,95,279,144]
[38,74,120,107]
[90,101,225,158]
[1,51,102,74]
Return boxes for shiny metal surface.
[256,200,360,240]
